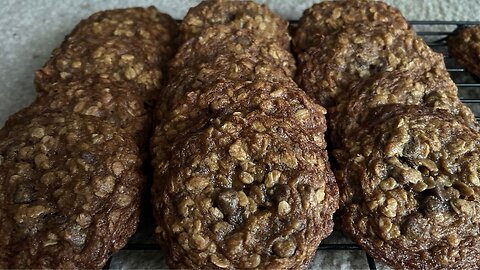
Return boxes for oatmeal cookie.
[170,24,295,78]
[0,6,177,269]
[152,111,337,269]
[153,2,337,268]
[35,7,178,99]
[335,105,480,270]
[0,113,144,269]
[167,50,295,94]
[158,57,297,120]
[6,79,150,148]
[293,0,409,54]
[69,6,177,43]
[180,0,289,48]
[329,68,477,147]
[152,79,328,168]
[296,23,443,108]
[448,25,480,78]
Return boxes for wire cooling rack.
[103,20,480,270]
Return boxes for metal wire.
[103,21,480,270]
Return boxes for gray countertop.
[1,1,479,269]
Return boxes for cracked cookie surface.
[335,105,480,270]
[180,0,290,48]
[6,79,151,148]
[35,7,177,101]
[293,0,409,54]
[296,24,442,108]
[152,111,337,269]
[329,68,478,147]
[0,113,144,269]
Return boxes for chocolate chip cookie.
[152,111,337,269]
[152,79,328,170]
[0,7,177,268]
[180,0,289,48]
[335,105,480,270]
[170,24,295,79]
[448,25,480,78]
[0,113,144,269]
[293,0,409,54]
[329,67,478,147]
[152,2,337,268]
[296,23,443,108]
[6,79,151,148]
[35,7,178,101]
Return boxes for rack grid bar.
[367,254,378,270]
[457,83,480,87]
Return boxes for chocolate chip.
[14,184,37,204]
[80,151,97,164]
[216,188,240,223]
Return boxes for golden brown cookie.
[334,105,480,270]
[152,79,328,169]
[448,26,480,78]
[329,68,478,147]
[35,7,178,100]
[170,24,295,79]
[6,79,151,148]
[152,111,337,269]
[296,23,443,108]
[180,0,290,48]
[0,113,144,269]
[293,0,409,54]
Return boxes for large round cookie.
[152,111,338,269]
[160,53,294,116]
[169,24,295,79]
[293,0,409,53]
[6,79,150,148]
[0,113,144,269]
[180,0,289,48]
[153,79,328,168]
[448,26,480,78]
[69,6,177,43]
[329,68,477,147]
[335,105,480,270]
[35,7,177,98]
[296,24,442,108]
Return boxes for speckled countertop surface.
[1,1,479,269]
